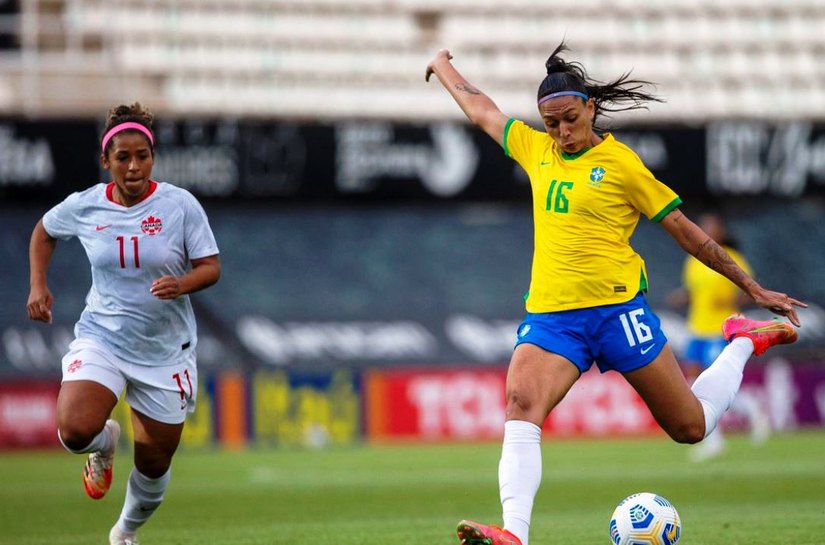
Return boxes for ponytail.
[537,42,662,128]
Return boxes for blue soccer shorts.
[683,337,727,369]
[514,292,668,374]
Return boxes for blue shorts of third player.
[514,292,668,374]
[683,337,727,369]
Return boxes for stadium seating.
[0,0,824,120]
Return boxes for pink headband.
[101,122,154,153]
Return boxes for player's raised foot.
[109,525,139,545]
[456,520,522,545]
[82,419,120,500]
[722,314,797,356]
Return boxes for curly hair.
[101,102,155,156]
[537,42,662,130]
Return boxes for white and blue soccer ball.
[609,492,681,545]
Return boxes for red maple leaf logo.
[141,215,163,235]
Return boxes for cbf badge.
[589,166,606,187]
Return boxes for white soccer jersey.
[43,181,219,367]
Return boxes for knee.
[665,421,705,445]
[58,421,103,451]
[505,390,542,423]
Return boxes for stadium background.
[1,0,825,451]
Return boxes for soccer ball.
[608,492,681,545]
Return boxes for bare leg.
[131,409,183,478]
[623,344,706,443]
[624,339,756,445]
[56,381,118,451]
[499,343,580,545]
[112,410,184,540]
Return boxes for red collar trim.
[106,180,158,206]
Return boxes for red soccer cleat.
[722,314,798,356]
[456,520,522,545]
[82,419,120,500]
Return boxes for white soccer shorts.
[61,337,198,424]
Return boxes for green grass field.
[1,431,824,545]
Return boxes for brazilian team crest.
[589,166,606,187]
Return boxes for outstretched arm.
[426,49,510,147]
[28,219,57,323]
[660,209,806,326]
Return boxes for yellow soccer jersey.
[504,119,682,312]
[683,246,752,337]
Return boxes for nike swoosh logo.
[540,161,552,166]
[96,225,112,231]
[640,344,656,355]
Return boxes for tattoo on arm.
[455,82,481,95]
[694,238,755,290]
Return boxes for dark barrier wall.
[4,118,825,202]
[4,118,825,448]
[0,0,18,50]
[3,201,825,377]
[3,117,825,377]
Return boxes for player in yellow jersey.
[668,213,770,461]
[426,42,806,545]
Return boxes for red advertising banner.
[0,380,60,448]
[365,367,660,441]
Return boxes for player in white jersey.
[27,103,221,545]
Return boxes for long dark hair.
[537,42,662,129]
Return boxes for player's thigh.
[56,339,123,440]
[124,357,195,475]
[622,344,705,442]
[506,343,580,426]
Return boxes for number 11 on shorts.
[619,309,653,347]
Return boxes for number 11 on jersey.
[116,235,141,268]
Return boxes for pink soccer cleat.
[456,520,522,545]
[722,314,798,356]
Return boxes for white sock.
[116,469,171,534]
[691,337,754,438]
[499,420,542,545]
[57,422,116,455]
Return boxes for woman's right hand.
[426,49,453,82]
[27,286,53,324]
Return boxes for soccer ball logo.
[141,215,163,236]
[609,492,681,545]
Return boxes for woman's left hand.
[150,275,183,300]
[750,287,807,327]
[425,49,453,82]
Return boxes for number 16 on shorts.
[619,309,653,347]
